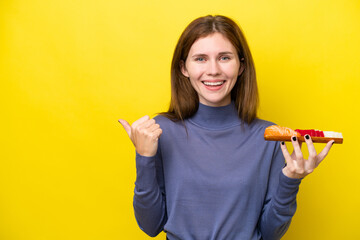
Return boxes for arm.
[118,116,166,236]
[259,142,301,240]
[260,135,334,240]
[133,150,167,237]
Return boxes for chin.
[201,97,230,107]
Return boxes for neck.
[189,102,241,130]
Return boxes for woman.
[119,15,333,240]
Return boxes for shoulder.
[246,118,278,146]
[154,114,178,126]
[154,115,188,144]
[247,118,276,132]
[153,115,185,131]
[250,118,276,129]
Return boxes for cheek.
[187,64,205,78]
[225,64,241,78]
[189,79,201,90]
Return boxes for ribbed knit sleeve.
[259,142,302,240]
[133,149,167,237]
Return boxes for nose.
[206,60,221,76]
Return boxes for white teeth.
[203,81,224,86]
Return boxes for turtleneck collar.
[188,102,241,130]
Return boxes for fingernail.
[332,141,335,145]
[305,134,310,140]
[292,136,297,141]
[281,141,285,145]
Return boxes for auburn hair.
[161,15,258,124]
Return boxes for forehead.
[189,32,237,54]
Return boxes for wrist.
[136,149,156,157]
[282,166,303,179]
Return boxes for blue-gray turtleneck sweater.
[133,102,301,240]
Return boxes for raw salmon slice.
[264,125,301,138]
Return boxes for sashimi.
[264,125,343,144]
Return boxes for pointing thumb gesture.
[118,119,132,139]
[118,115,162,157]
[118,115,150,143]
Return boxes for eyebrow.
[218,51,235,55]
[191,51,235,58]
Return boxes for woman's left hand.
[280,135,334,179]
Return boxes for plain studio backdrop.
[1,0,359,239]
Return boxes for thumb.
[118,119,132,138]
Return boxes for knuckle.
[288,165,296,173]
[134,124,142,130]
[150,133,157,140]
[139,128,148,136]
[141,115,149,122]
[132,126,139,133]
[297,169,305,175]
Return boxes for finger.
[148,123,161,132]
[291,136,303,161]
[303,135,317,173]
[132,115,150,129]
[290,141,302,158]
[118,119,131,138]
[304,134,317,161]
[291,136,305,172]
[316,140,334,165]
[138,118,156,130]
[280,141,293,165]
[152,128,163,140]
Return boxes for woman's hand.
[118,116,162,157]
[280,135,334,179]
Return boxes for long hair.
[161,15,258,124]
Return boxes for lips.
[201,80,226,91]
[201,80,226,86]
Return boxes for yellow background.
[1,0,359,239]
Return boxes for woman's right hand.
[118,116,162,157]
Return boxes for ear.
[238,58,245,76]
[180,60,189,78]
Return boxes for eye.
[220,56,231,61]
[195,57,206,62]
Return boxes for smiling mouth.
[202,80,226,86]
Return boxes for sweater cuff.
[135,152,157,190]
[280,171,302,184]
[136,152,156,168]
[277,171,302,196]
[273,172,302,214]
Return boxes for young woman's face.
[181,32,243,107]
